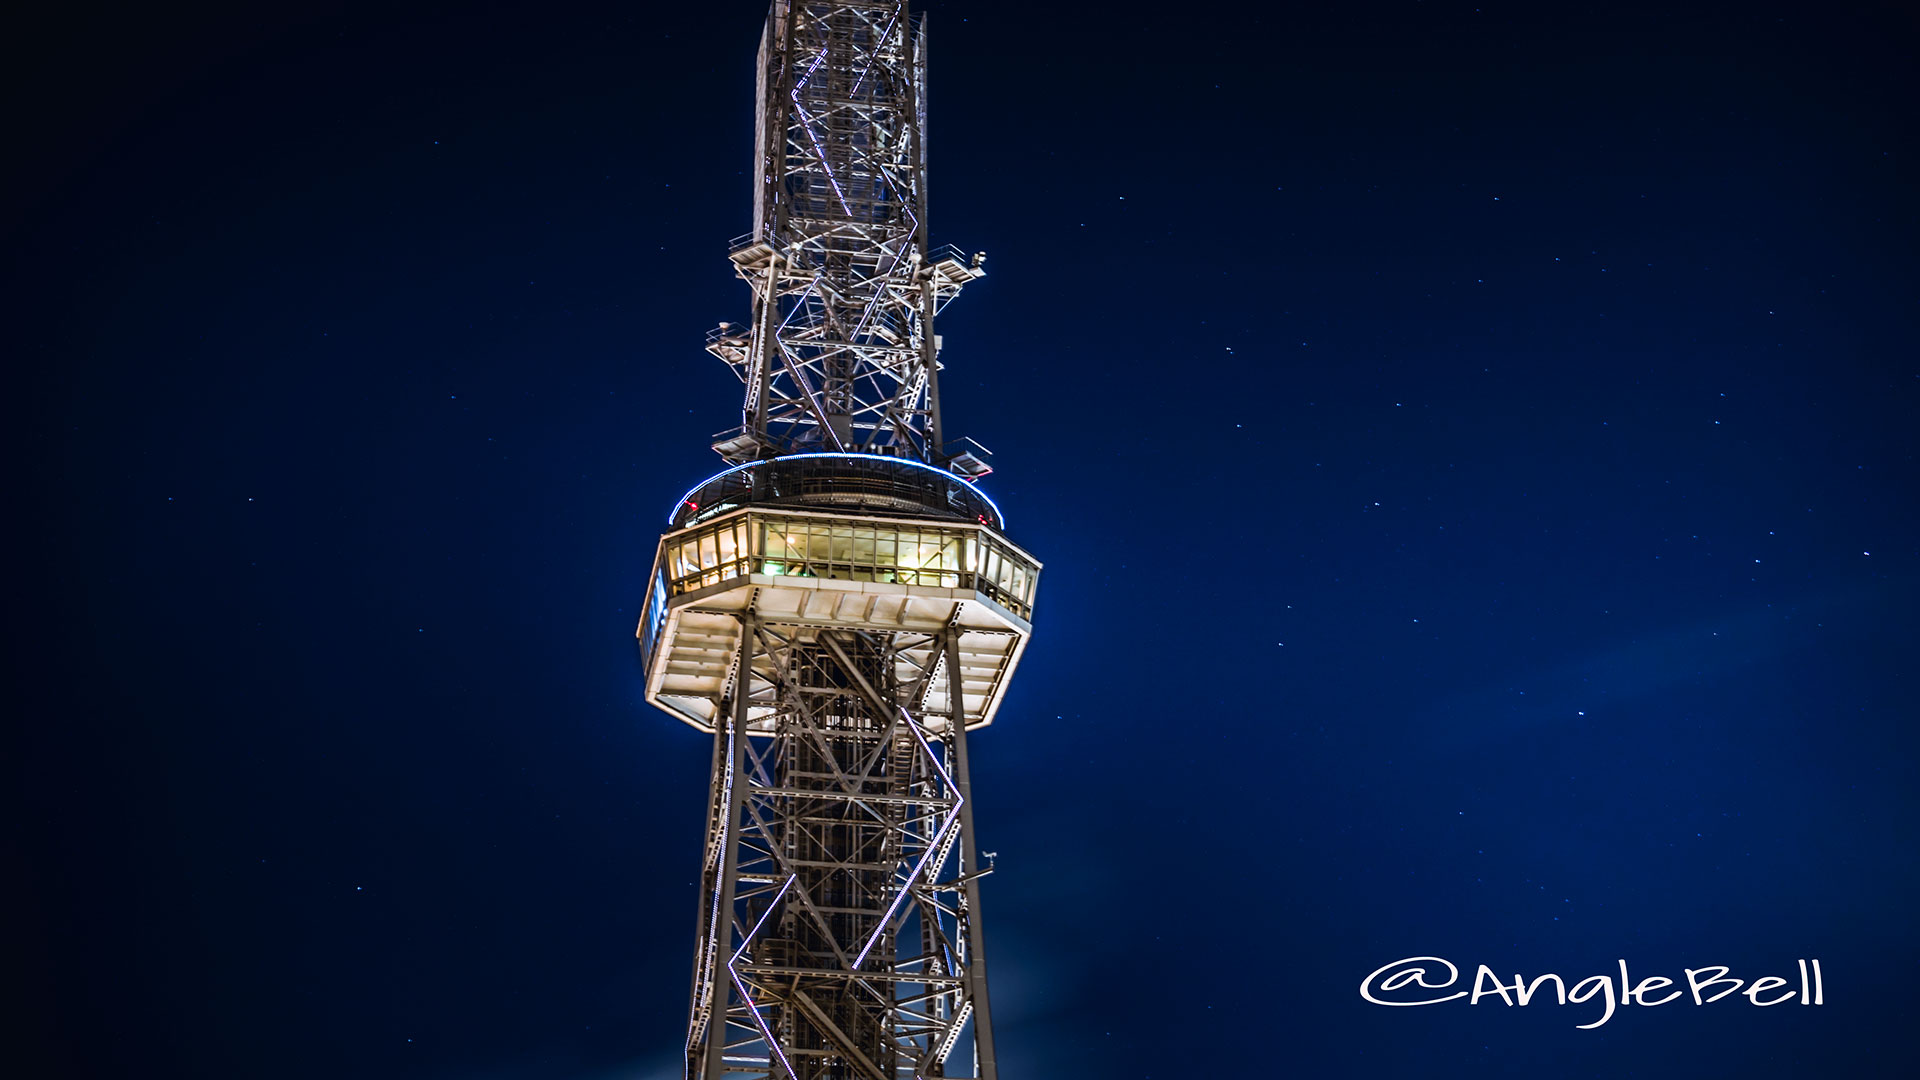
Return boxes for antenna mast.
[706,0,990,477]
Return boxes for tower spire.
[706,0,987,473]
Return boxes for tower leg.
[696,614,757,1080]
[944,631,998,1080]
[685,725,727,1075]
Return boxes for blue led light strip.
[668,452,1004,527]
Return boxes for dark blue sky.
[12,1,1916,1076]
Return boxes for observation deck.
[638,454,1039,734]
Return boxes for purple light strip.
[848,253,908,340]
[792,101,854,217]
[731,873,795,967]
[852,708,962,969]
[731,969,798,1080]
[849,9,900,97]
[776,275,820,336]
[728,874,799,1080]
[793,44,829,95]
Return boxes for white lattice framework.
[681,621,1004,1080]
[705,0,986,469]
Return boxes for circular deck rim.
[668,452,1004,530]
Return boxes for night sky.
[11,1,1918,1076]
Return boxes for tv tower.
[636,3,1039,1078]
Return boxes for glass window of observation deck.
[760,517,964,587]
[667,517,750,590]
[660,513,1034,618]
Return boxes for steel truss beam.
[682,5,1007,1076]
[686,615,997,1079]
[709,0,983,466]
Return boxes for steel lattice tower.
[637,3,1038,1078]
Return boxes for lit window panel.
[658,511,1036,616]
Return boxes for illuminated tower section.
[637,3,1038,1078]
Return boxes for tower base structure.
[641,454,1039,1080]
